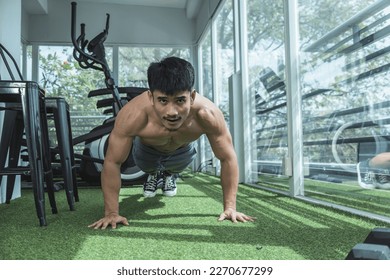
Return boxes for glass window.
[38,45,113,152]
[299,0,390,218]
[38,45,112,109]
[118,47,190,88]
[198,28,214,173]
[200,31,213,100]
[215,0,235,123]
[245,0,287,188]
[24,45,32,81]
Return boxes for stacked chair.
[0,43,78,226]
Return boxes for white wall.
[26,0,196,45]
[0,0,22,203]
[0,0,22,78]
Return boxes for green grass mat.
[257,174,390,217]
[0,173,388,260]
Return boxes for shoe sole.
[163,190,177,197]
[143,191,157,198]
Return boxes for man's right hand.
[88,213,129,229]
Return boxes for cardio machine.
[70,1,147,184]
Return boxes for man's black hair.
[147,56,195,95]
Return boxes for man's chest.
[138,124,204,152]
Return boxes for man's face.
[149,90,195,131]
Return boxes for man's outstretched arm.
[202,108,255,223]
[88,128,132,229]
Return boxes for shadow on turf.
[0,175,386,260]
[86,176,385,260]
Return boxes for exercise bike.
[70,1,147,184]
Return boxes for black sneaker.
[143,173,163,197]
[375,170,390,190]
[356,161,376,189]
[162,172,177,197]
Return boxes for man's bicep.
[199,105,236,161]
[207,131,236,162]
[105,129,133,165]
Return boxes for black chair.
[1,41,79,225]
[45,97,79,205]
[0,87,80,224]
[0,81,57,226]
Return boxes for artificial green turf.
[257,174,390,217]
[0,173,388,260]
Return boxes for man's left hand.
[218,208,255,223]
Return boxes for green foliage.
[38,47,106,114]
[118,47,190,87]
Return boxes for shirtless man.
[89,56,254,229]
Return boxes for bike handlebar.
[70,1,123,110]
[71,2,104,68]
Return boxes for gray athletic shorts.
[132,137,197,174]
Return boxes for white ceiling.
[75,0,203,19]
[75,0,189,9]
[23,0,203,19]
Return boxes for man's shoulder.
[119,94,149,116]
[193,98,225,132]
[114,94,150,134]
[196,106,218,122]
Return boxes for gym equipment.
[364,227,390,247]
[345,243,390,260]
[345,227,390,259]
[70,2,147,184]
[78,87,147,183]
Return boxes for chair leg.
[67,110,79,202]
[21,83,47,226]
[5,113,24,204]
[40,105,58,214]
[52,99,76,210]
[0,109,17,201]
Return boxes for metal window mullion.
[211,17,218,105]
[32,44,39,82]
[284,0,304,196]
[196,41,205,171]
[112,45,119,86]
[21,43,27,79]
[233,0,240,73]
[239,0,256,183]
